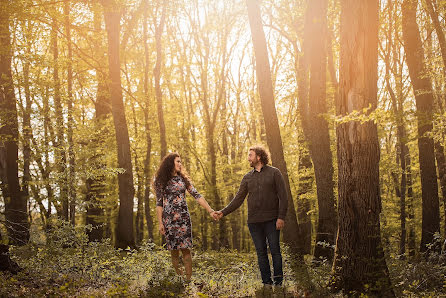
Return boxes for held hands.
[210,210,223,221]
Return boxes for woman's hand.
[159,223,165,235]
[209,209,217,221]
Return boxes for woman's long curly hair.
[153,152,191,192]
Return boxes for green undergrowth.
[0,221,319,297]
[2,221,446,297]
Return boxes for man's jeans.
[248,219,283,285]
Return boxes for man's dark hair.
[249,145,270,165]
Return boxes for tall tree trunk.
[299,0,337,262]
[229,99,241,251]
[407,154,416,257]
[385,0,408,257]
[43,87,54,219]
[332,0,394,295]
[246,0,305,263]
[143,109,153,240]
[142,1,153,241]
[86,5,109,242]
[434,143,446,238]
[0,0,29,245]
[22,21,32,227]
[51,16,69,221]
[131,102,144,245]
[154,0,167,158]
[402,0,440,253]
[197,24,228,250]
[64,0,76,226]
[103,0,135,249]
[425,0,446,240]
[296,136,313,255]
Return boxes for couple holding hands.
[154,145,288,286]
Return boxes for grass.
[0,239,319,297]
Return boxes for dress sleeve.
[187,183,203,200]
[155,184,164,207]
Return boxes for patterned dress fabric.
[156,175,202,250]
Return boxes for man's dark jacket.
[221,164,288,223]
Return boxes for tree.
[402,0,440,253]
[154,0,167,159]
[0,0,29,245]
[425,0,446,241]
[64,0,76,225]
[299,0,337,261]
[51,12,69,220]
[246,0,304,259]
[142,0,154,241]
[103,0,135,249]
[85,3,109,242]
[332,0,394,295]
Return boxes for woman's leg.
[181,249,192,281]
[170,250,183,275]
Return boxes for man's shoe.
[273,284,285,297]
[255,284,273,298]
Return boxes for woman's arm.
[186,182,216,218]
[196,197,214,215]
[156,206,165,235]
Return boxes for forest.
[1,0,446,296]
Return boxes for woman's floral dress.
[156,175,202,250]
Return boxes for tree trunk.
[197,22,228,250]
[407,154,416,257]
[0,1,29,245]
[296,140,313,255]
[434,142,446,238]
[154,0,167,158]
[51,16,69,221]
[103,1,135,249]
[143,1,153,241]
[131,102,144,245]
[43,86,54,219]
[332,0,394,295]
[22,21,32,227]
[425,0,446,241]
[384,0,408,257]
[402,0,440,253]
[246,0,303,258]
[64,0,76,226]
[299,0,337,261]
[86,5,109,242]
[246,4,312,288]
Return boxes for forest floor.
[1,223,446,297]
[0,241,326,297]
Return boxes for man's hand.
[159,223,165,235]
[276,219,285,230]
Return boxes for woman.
[154,152,216,281]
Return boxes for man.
[214,145,288,286]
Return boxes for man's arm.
[274,169,288,220]
[220,175,249,217]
